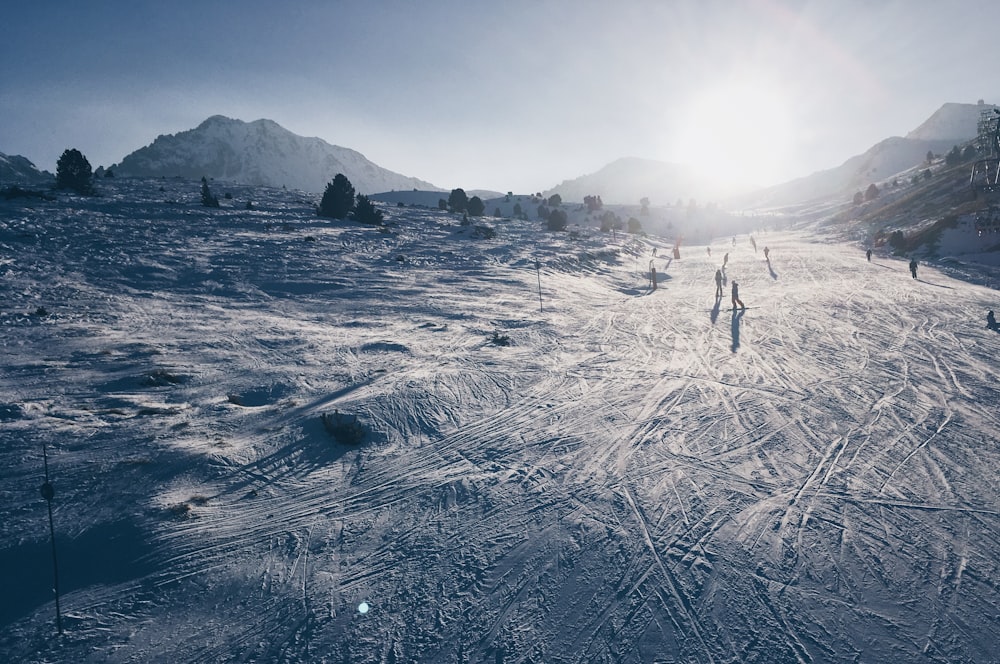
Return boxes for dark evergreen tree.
[448,188,468,213]
[547,208,568,231]
[201,177,220,207]
[467,195,485,216]
[319,173,355,219]
[627,217,643,234]
[547,193,562,207]
[513,202,523,218]
[864,183,879,201]
[945,145,961,166]
[55,148,94,194]
[438,198,448,210]
[852,191,864,205]
[352,194,384,224]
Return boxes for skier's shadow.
[731,307,746,352]
[711,296,721,323]
[767,258,778,280]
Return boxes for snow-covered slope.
[0,152,53,187]
[113,115,441,194]
[2,178,1000,663]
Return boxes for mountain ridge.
[112,115,441,195]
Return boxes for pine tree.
[352,194,384,225]
[201,177,220,207]
[448,188,468,213]
[319,174,355,219]
[55,148,94,194]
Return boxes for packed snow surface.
[2,179,999,663]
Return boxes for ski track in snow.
[2,178,1000,663]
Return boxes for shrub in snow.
[448,188,468,213]
[467,195,485,217]
[319,173,356,219]
[547,208,568,231]
[201,177,219,207]
[489,330,512,346]
[352,194,384,225]
[322,410,366,445]
[56,148,94,194]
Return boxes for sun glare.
[672,76,796,188]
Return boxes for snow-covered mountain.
[906,100,999,141]
[544,157,733,207]
[112,115,441,194]
[557,102,999,211]
[734,101,999,209]
[0,152,53,187]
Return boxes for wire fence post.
[41,443,63,635]
[535,259,543,312]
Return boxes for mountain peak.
[115,116,440,194]
[905,101,998,141]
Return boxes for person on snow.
[731,280,745,310]
[866,248,872,262]
[751,236,758,253]
[909,258,918,279]
[723,252,729,268]
[715,269,723,298]
[763,246,770,261]
[988,310,999,331]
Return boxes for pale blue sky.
[2,1,996,192]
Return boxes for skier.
[723,252,729,268]
[866,248,872,262]
[909,258,918,279]
[751,236,758,252]
[988,310,999,331]
[715,269,723,298]
[731,280,745,310]
[706,246,712,257]
[763,246,770,261]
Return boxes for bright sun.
[672,76,796,189]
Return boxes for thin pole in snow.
[535,259,543,312]
[40,443,63,636]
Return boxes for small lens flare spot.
[358,602,370,614]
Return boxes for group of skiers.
[714,267,745,310]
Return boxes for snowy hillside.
[0,152,53,187]
[2,178,1000,663]
[113,116,441,194]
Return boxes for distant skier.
[707,246,712,257]
[763,246,770,261]
[731,281,745,310]
[732,236,736,247]
[988,310,999,331]
[909,258,918,279]
[715,269,723,298]
[751,236,758,252]
[866,248,872,262]
[723,252,729,268]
